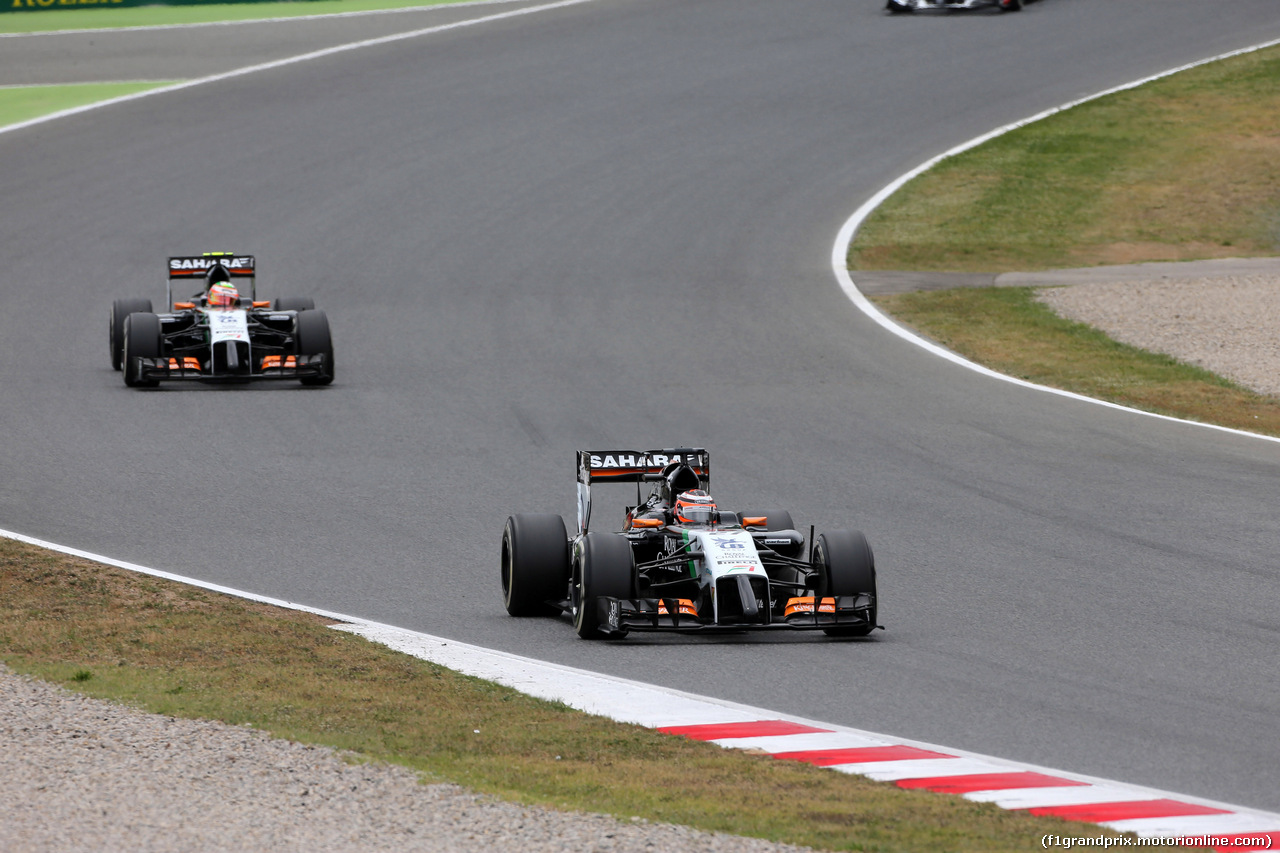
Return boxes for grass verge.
[870,286,1280,437]
[0,535,1138,853]
[851,44,1280,273]
[0,82,175,128]
[0,0,475,34]
[851,42,1280,430]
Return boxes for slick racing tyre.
[737,509,795,532]
[572,533,634,639]
[295,309,334,386]
[110,298,152,371]
[885,0,914,13]
[502,514,570,617]
[122,312,162,388]
[999,0,1023,10]
[272,297,315,312]
[812,530,877,637]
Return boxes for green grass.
[871,286,1280,437]
[0,537,1141,853]
[0,0,473,33]
[0,82,175,128]
[851,45,1280,272]
[852,43,1280,430]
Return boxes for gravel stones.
[1036,274,1280,397]
[0,665,809,853]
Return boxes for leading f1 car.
[109,253,334,388]
[501,449,881,639]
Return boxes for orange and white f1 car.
[501,448,881,640]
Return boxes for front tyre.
[812,530,878,637]
[886,0,914,13]
[110,298,152,370]
[501,514,569,617]
[572,533,634,639]
[295,309,334,386]
[122,312,162,388]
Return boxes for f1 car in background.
[109,253,334,387]
[501,448,880,640]
[886,0,1035,12]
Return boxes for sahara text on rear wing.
[575,448,709,534]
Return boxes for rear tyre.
[501,514,569,617]
[295,309,334,386]
[572,533,634,639]
[812,530,877,637]
[738,509,795,531]
[999,0,1023,10]
[110,298,152,370]
[273,297,315,312]
[886,0,913,12]
[122,312,162,388]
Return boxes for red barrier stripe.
[897,772,1089,794]
[1207,831,1280,852]
[1027,798,1231,822]
[658,720,831,740]
[773,745,955,766]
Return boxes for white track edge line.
[0,0,536,37]
[0,0,596,138]
[831,35,1280,446]
[337,622,1280,829]
[5,523,1280,829]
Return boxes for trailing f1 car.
[501,448,881,640]
[109,253,333,387]
[886,0,1031,12]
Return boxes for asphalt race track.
[3,0,1280,813]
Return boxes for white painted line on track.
[5,524,1280,847]
[830,36,1280,447]
[968,784,1160,810]
[0,0,541,37]
[0,0,598,138]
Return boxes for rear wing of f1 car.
[575,448,709,534]
[167,253,256,307]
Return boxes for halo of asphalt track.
[3,0,1280,823]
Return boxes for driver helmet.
[674,490,717,525]
[207,282,240,308]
